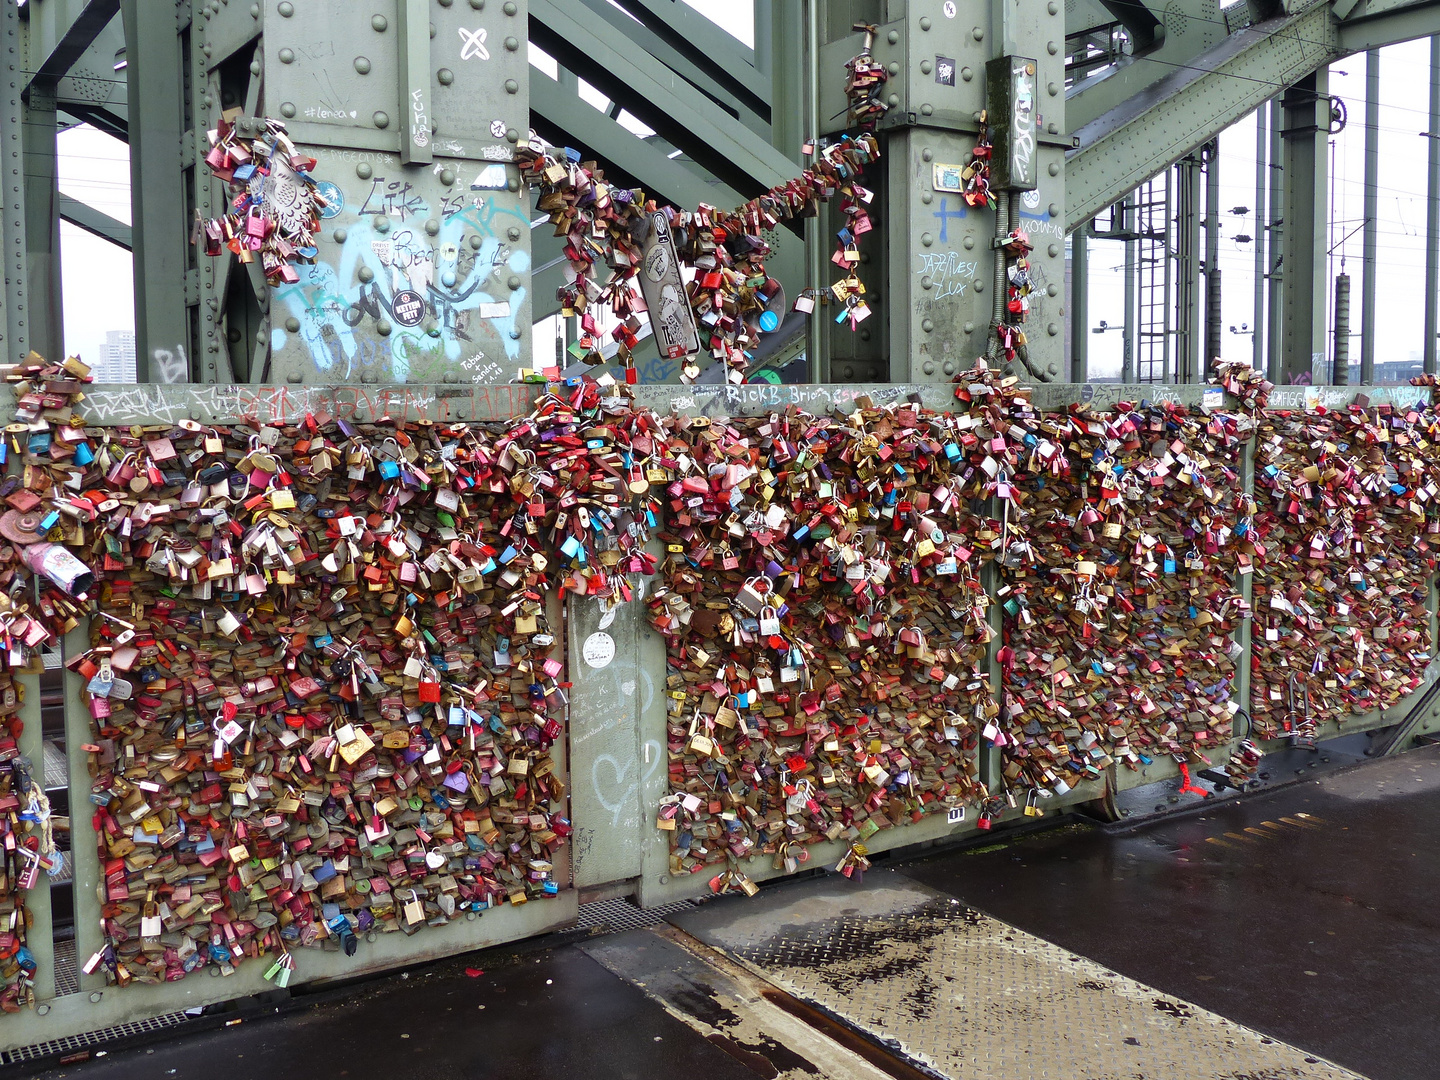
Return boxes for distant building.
[94,330,136,383]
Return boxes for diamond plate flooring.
[671,874,1364,1080]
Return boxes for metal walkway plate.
[671,872,1364,1080]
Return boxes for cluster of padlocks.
[0,351,1435,997]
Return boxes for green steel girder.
[1338,0,1440,51]
[20,0,119,90]
[568,0,771,134]
[1,1,29,365]
[57,191,131,250]
[1066,1,1229,139]
[1065,1,1340,231]
[529,0,797,199]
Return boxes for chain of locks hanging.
[0,353,1432,1001]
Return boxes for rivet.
[505,36,519,51]
[280,102,296,118]
[1048,162,1059,176]
[1048,243,1060,258]
[1048,1,1058,12]
[358,267,375,283]
[507,178,519,192]
[1049,82,1060,96]
[1049,203,1060,217]
[457,405,471,419]
[658,875,669,885]
[1047,284,1058,297]
[277,1,293,14]
[963,322,975,334]
[362,372,377,384]
[250,3,259,16]
[963,236,975,250]
[355,56,371,75]
[425,219,440,236]
[922,318,935,333]
[440,168,456,186]
[373,110,390,128]
[921,192,934,205]
[921,231,934,247]
[974,279,985,293]
[278,47,294,63]
[509,329,521,340]
[469,0,484,8]
[972,27,984,40]
[439,0,453,6]
[287,371,303,383]
[442,271,457,287]
[922,148,933,162]
[507,227,521,241]
[256,329,268,342]
[1048,323,1059,337]
[1048,41,1058,55]
[919,17,931,30]
[887,93,899,107]
[469,235,482,250]
[285,317,300,332]
[249,59,261,75]
[372,14,388,31]
[504,0,517,13]
[377,320,393,336]
[920,60,932,74]
[437,68,454,86]
[505,79,519,94]
[36,1004,49,1016]
[507,275,521,290]
[373,216,390,233]
[1047,361,1060,376]
[356,163,372,179]
[921,275,933,290]
[443,371,458,383]
[89,992,103,1003]
[430,21,437,37]
[961,66,973,82]
[923,360,936,375]
[888,30,899,44]
[921,103,933,116]
[887,61,899,75]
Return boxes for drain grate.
[53,936,79,997]
[1,1011,193,1064]
[576,896,695,935]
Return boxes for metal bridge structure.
[4,0,1440,1057]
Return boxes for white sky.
[47,5,1440,383]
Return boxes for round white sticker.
[582,632,616,669]
[943,0,956,17]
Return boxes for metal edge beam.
[568,0,770,125]
[528,0,795,197]
[22,0,120,90]
[57,192,131,250]
[1065,4,1340,230]
[1339,0,1440,52]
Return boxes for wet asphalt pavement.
[901,743,1440,1080]
[18,745,1440,1080]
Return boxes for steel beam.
[1066,3,1340,231]
[1204,141,1221,369]
[1338,1,1440,53]
[57,192,131,250]
[1071,226,1089,381]
[1427,37,1440,375]
[1361,49,1379,383]
[1,0,29,364]
[21,0,120,90]
[528,0,796,198]
[22,86,64,361]
[1253,102,1267,370]
[121,0,188,383]
[1280,69,1330,384]
[1266,99,1285,383]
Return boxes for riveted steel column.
[122,0,189,383]
[1426,38,1440,376]
[1361,50,1379,384]
[1204,141,1221,370]
[1253,104,1266,370]
[1266,99,1284,383]
[21,83,63,362]
[2,1,29,364]
[1280,71,1328,385]
[1071,224,1088,382]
